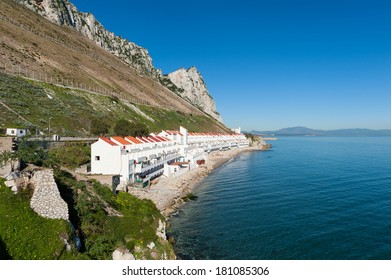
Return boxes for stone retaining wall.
[30,169,69,220]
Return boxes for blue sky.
[71,0,391,131]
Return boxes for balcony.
[137,153,181,174]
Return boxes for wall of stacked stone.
[30,169,69,220]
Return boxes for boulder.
[112,249,135,260]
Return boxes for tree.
[90,119,109,136]
[16,139,47,166]
[0,150,17,171]
[131,122,149,137]
[113,119,132,137]
[113,119,150,137]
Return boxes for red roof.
[111,136,132,145]
[136,137,149,143]
[165,130,183,136]
[159,136,171,141]
[141,137,153,143]
[154,136,167,142]
[100,137,118,146]
[125,136,143,144]
[148,136,161,142]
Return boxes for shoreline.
[127,145,269,217]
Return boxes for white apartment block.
[91,126,249,189]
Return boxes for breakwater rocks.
[30,169,69,220]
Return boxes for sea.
[167,137,391,260]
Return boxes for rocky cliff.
[165,67,222,122]
[13,0,161,79]
[12,0,223,123]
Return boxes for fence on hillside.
[0,13,186,113]
[0,14,152,106]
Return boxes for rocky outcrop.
[165,67,223,122]
[112,248,135,260]
[30,169,69,220]
[14,0,161,79]
[247,135,272,150]
[156,219,166,240]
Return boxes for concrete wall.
[0,137,13,153]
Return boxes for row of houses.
[90,126,249,189]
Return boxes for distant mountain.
[251,126,391,137]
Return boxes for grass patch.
[0,186,76,260]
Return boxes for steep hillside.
[0,0,229,133]
[0,0,203,116]
[13,0,161,79]
[0,73,229,135]
[9,0,223,122]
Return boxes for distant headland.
[251,126,391,137]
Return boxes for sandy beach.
[128,146,266,216]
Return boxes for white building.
[91,135,183,188]
[90,126,248,189]
[6,128,27,138]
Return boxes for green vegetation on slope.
[0,186,76,260]
[54,170,174,260]
[48,144,91,169]
[0,169,175,260]
[0,73,229,135]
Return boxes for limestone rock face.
[166,67,222,122]
[14,0,161,79]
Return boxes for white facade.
[91,138,121,175]
[91,135,183,187]
[90,126,248,189]
[232,127,241,134]
[6,128,27,137]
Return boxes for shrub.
[131,122,149,137]
[113,119,132,136]
[47,144,90,169]
[90,118,109,136]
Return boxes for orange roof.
[100,137,118,146]
[125,136,143,144]
[111,136,132,145]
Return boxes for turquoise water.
[168,137,391,259]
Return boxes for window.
[95,156,100,161]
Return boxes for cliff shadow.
[54,171,86,252]
[0,236,12,260]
